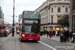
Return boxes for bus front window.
[22,25,40,34]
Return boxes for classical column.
[48,6,50,23]
[69,0,72,31]
[53,26,55,31]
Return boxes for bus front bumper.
[21,36,40,41]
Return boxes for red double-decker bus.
[19,11,41,41]
[0,25,7,37]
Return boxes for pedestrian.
[44,29,46,35]
[71,31,75,43]
[69,30,73,41]
[49,30,53,38]
[16,29,19,34]
[49,30,51,38]
[53,30,55,36]
[62,29,65,36]
[57,30,61,37]
[40,29,43,36]
[55,30,58,37]
[64,30,70,42]
[47,30,49,37]
[45,30,47,35]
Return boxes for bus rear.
[20,11,41,41]
[0,25,7,37]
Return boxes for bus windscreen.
[22,25,40,34]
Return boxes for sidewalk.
[8,33,21,50]
[41,34,75,47]
[0,33,21,50]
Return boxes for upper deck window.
[23,11,40,19]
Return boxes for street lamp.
[12,0,15,37]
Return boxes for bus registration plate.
[29,39,33,40]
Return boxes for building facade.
[35,0,70,31]
[18,14,21,24]
[0,7,4,25]
[69,0,75,31]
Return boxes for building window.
[68,0,69,1]
[51,8,53,13]
[73,0,75,10]
[58,0,61,1]
[72,15,75,31]
[57,16,60,23]
[51,0,55,1]
[0,15,2,18]
[65,7,68,13]
[64,0,66,1]
[0,12,1,13]
[58,7,61,12]
[51,16,53,23]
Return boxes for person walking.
[47,30,49,37]
[49,30,51,38]
[57,30,61,37]
[53,30,55,36]
[40,29,43,36]
[44,29,46,35]
[62,29,65,36]
[16,29,19,34]
[64,30,70,42]
[49,30,53,38]
[55,30,58,37]
[71,31,75,43]
[69,30,73,41]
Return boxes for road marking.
[39,41,57,50]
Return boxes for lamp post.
[12,0,15,37]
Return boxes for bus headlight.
[38,35,40,37]
[22,34,25,37]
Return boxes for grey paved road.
[0,34,75,50]
[40,36,75,50]
[0,37,7,45]
[0,37,4,42]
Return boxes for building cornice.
[49,2,70,5]
[35,1,48,11]
[39,3,70,12]
[35,1,70,12]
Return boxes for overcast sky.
[0,0,46,24]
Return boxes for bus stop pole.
[12,0,15,37]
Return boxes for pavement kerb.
[41,36,75,47]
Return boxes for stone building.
[35,0,70,31]
[0,7,4,25]
[69,0,75,31]
[18,14,22,24]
